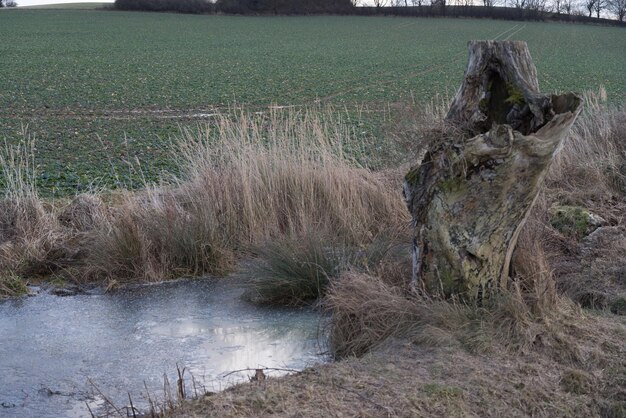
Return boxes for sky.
[17,0,113,6]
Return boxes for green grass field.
[0,9,624,195]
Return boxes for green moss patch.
[422,383,464,399]
[505,83,526,106]
[560,369,595,395]
[549,205,603,238]
[610,297,626,316]
[405,166,422,186]
[0,273,29,298]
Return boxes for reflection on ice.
[0,278,325,418]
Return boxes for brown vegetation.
[0,91,624,416]
[0,109,406,288]
[164,91,624,416]
[168,317,625,417]
[529,88,626,312]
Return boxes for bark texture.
[403,40,582,299]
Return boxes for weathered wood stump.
[403,41,582,299]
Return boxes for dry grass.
[174,110,406,245]
[546,87,626,218]
[243,226,411,306]
[167,311,625,418]
[325,269,579,359]
[379,94,452,167]
[0,108,407,287]
[157,92,626,417]
[83,189,235,284]
[0,271,28,298]
[0,135,75,280]
[517,89,626,311]
[84,109,406,284]
[1,93,624,416]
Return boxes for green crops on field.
[0,10,624,195]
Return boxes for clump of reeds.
[174,109,407,245]
[244,226,411,306]
[0,271,28,298]
[0,134,74,279]
[84,109,406,285]
[0,109,406,288]
[84,188,235,284]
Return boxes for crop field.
[0,9,624,195]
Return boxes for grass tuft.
[560,369,595,395]
[0,272,28,298]
[244,231,343,306]
[244,227,410,306]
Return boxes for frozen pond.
[0,279,325,417]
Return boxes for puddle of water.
[0,279,326,417]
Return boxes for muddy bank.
[167,311,626,417]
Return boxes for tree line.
[373,0,625,21]
[112,0,625,22]
[113,0,354,15]
[0,0,18,7]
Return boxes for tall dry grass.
[327,90,626,358]
[0,91,622,344]
[546,88,626,221]
[0,133,73,279]
[84,109,407,284]
[173,109,405,245]
[0,108,406,286]
[527,89,626,310]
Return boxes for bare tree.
[561,0,575,13]
[584,0,596,15]
[373,0,388,7]
[526,0,549,11]
[514,0,527,8]
[593,0,606,16]
[608,0,626,19]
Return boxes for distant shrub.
[355,5,625,26]
[114,0,215,14]
[216,0,354,15]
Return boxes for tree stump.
[403,41,582,299]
